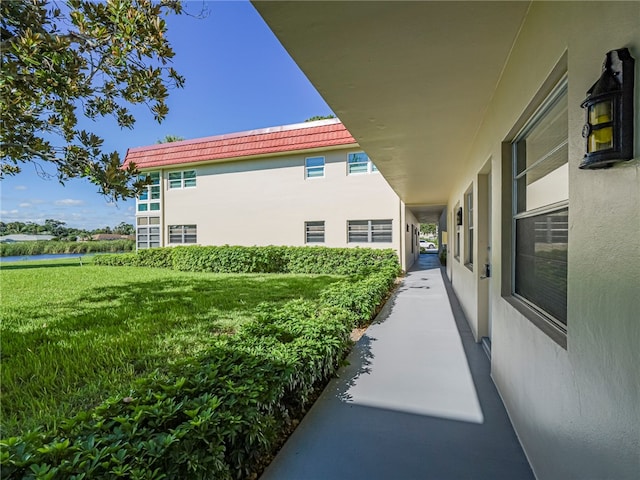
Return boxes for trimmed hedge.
[2,247,400,479]
[320,267,398,324]
[171,246,287,274]
[94,245,400,276]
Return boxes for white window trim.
[168,224,197,244]
[168,170,197,189]
[305,221,325,243]
[347,219,392,243]
[347,151,378,175]
[136,216,161,250]
[465,187,474,270]
[137,171,161,213]
[305,156,325,179]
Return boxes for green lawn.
[0,258,341,436]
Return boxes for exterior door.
[478,168,492,351]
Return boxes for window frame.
[168,224,197,244]
[347,219,392,243]
[137,171,161,212]
[465,187,474,269]
[305,221,325,243]
[347,151,378,175]
[305,156,325,179]
[136,216,161,249]
[168,170,197,189]
[502,75,569,348]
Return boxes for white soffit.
[253,1,530,207]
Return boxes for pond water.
[0,253,97,263]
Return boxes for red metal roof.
[123,119,357,169]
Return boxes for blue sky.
[0,1,333,230]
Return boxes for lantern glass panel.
[588,100,612,125]
[588,126,614,152]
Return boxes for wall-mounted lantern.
[580,48,635,169]
[456,207,463,226]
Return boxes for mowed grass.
[0,258,342,437]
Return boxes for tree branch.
[1,142,58,162]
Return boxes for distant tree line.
[0,219,134,240]
[304,115,336,122]
[157,135,185,143]
[420,223,437,236]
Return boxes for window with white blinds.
[168,225,197,244]
[305,221,325,243]
[348,220,392,243]
[136,216,160,249]
[512,78,568,330]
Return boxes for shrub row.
[320,266,398,324]
[1,247,400,479]
[0,240,135,257]
[0,300,353,479]
[94,245,400,276]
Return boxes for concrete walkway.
[260,254,534,480]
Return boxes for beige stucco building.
[253,2,639,479]
[125,120,421,271]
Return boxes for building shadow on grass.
[3,273,342,355]
[0,260,87,270]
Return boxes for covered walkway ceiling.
[253,1,530,222]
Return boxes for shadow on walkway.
[261,254,533,480]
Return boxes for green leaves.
[0,0,185,200]
[320,266,398,326]
[96,245,401,277]
[2,247,399,479]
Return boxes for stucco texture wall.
[162,148,402,253]
[403,205,420,270]
[448,2,639,479]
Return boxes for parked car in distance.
[420,239,436,250]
